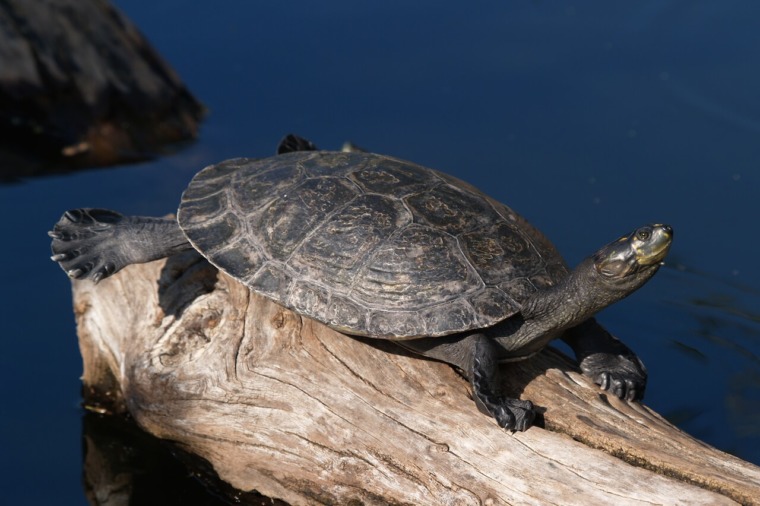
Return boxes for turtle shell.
[177,151,564,339]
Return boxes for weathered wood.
[0,0,204,179]
[71,251,760,505]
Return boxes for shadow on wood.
[71,251,760,505]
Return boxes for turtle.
[49,135,672,431]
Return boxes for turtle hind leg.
[49,208,192,282]
[471,335,535,431]
[276,134,318,154]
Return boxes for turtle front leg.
[562,318,648,401]
[399,334,535,430]
[471,335,535,431]
[49,208,192,283]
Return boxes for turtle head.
[506,224,672,347]
[593,224,673,292]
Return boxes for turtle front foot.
[49,208,127,282]
[476,393,535,431]
[470,334,536,431]
[563,320,648,401]
[579,352,647,401]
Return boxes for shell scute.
[288,194,411,291]
[252,176,359,261]
[404,183,502,236]
[351,225,482,311]
[459,222,542,284]
[348,157,439,196]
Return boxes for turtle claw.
[64,209,84,222]
[67,268,84,279]
[598,373,640,402]
[90,262,116,284]
[62,208,122,226]
[597,371,611,391]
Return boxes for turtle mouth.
[633,224,673,266]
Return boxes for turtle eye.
[637,229,651,241]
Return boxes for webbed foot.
[49,209,127,282]
[49,208,190,283]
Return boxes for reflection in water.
[82,413,281,506]
[661,263,760,454]
[663,406,704,427]
[669,339,708,365]
[668,262,760,361]
[693,315,760,366]
[727,370,760,438]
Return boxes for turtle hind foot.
[50,208,192,282]
[277,134,318,154]
[49,208,129,282]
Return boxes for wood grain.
[71,251,760,505]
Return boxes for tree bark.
[71,251,760,505]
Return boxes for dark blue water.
[2,2,759,504]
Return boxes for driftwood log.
[70,251,760,505]
[0,0,204,179]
